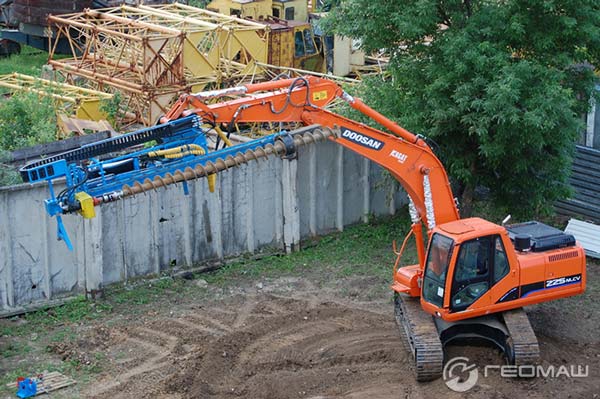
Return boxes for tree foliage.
[324,0,600,218]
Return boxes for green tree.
[324,0,600,218]
[186,0,210,8]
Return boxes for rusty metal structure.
[0,0,170,54]
[48,4,269,125]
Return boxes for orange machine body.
[163,75,586,324]
[396,218,586,322]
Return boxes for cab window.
[285,7,295,20]
[451,236,492,312]
[455,238,490,282]
[295,29,317,58]
[294,31,305,57]
[450,235,509,312]
[422,233,454,308]
[303,29,316,55]
[493,237,509,283]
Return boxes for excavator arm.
[167,77,459,227]
[163,76,460,268]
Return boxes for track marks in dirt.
[84,293,410,398]
[81,299,252,397]
[170,314,233,336]
[86,327,178,397]
[166,295,407,398]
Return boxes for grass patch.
[1,296,113,337]
[107,276,195,306]
[0,341,31,358]
[203,213,416,286]
[0,47,49,76]
[1,279,192,337]
[49,327,78,343]
[0,46,71,186]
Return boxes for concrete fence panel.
[0,141,407,314]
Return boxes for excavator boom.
[166,76,460,231]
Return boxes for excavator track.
[502,308,540,366]
[394,294,444,381]
[395,295,539,381]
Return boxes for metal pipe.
[412,222,426,270]
[83,9,182,36]
[0,73,113,99]
[0,83,78,103]
[163,3,269,29]
[130,5,222,30]
[255,62,360,84]
[49,60,145,92]
[191,85,248,100]
[48,15,143,42]
[341,91,423,145]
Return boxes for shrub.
[0,91,57,150]
[0,91,58,186]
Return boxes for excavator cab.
[393,217,585,380]
[413,217,585,322]
[421,227,512,316]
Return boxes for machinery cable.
[270,76,312,115]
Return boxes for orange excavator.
[22,76,587,381]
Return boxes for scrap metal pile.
[48,3,270,125]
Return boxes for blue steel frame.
[26,116,287,250]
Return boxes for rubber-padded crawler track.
[502,308,540,366]
[394,294,443,381]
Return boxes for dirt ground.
[3,261,594,399]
